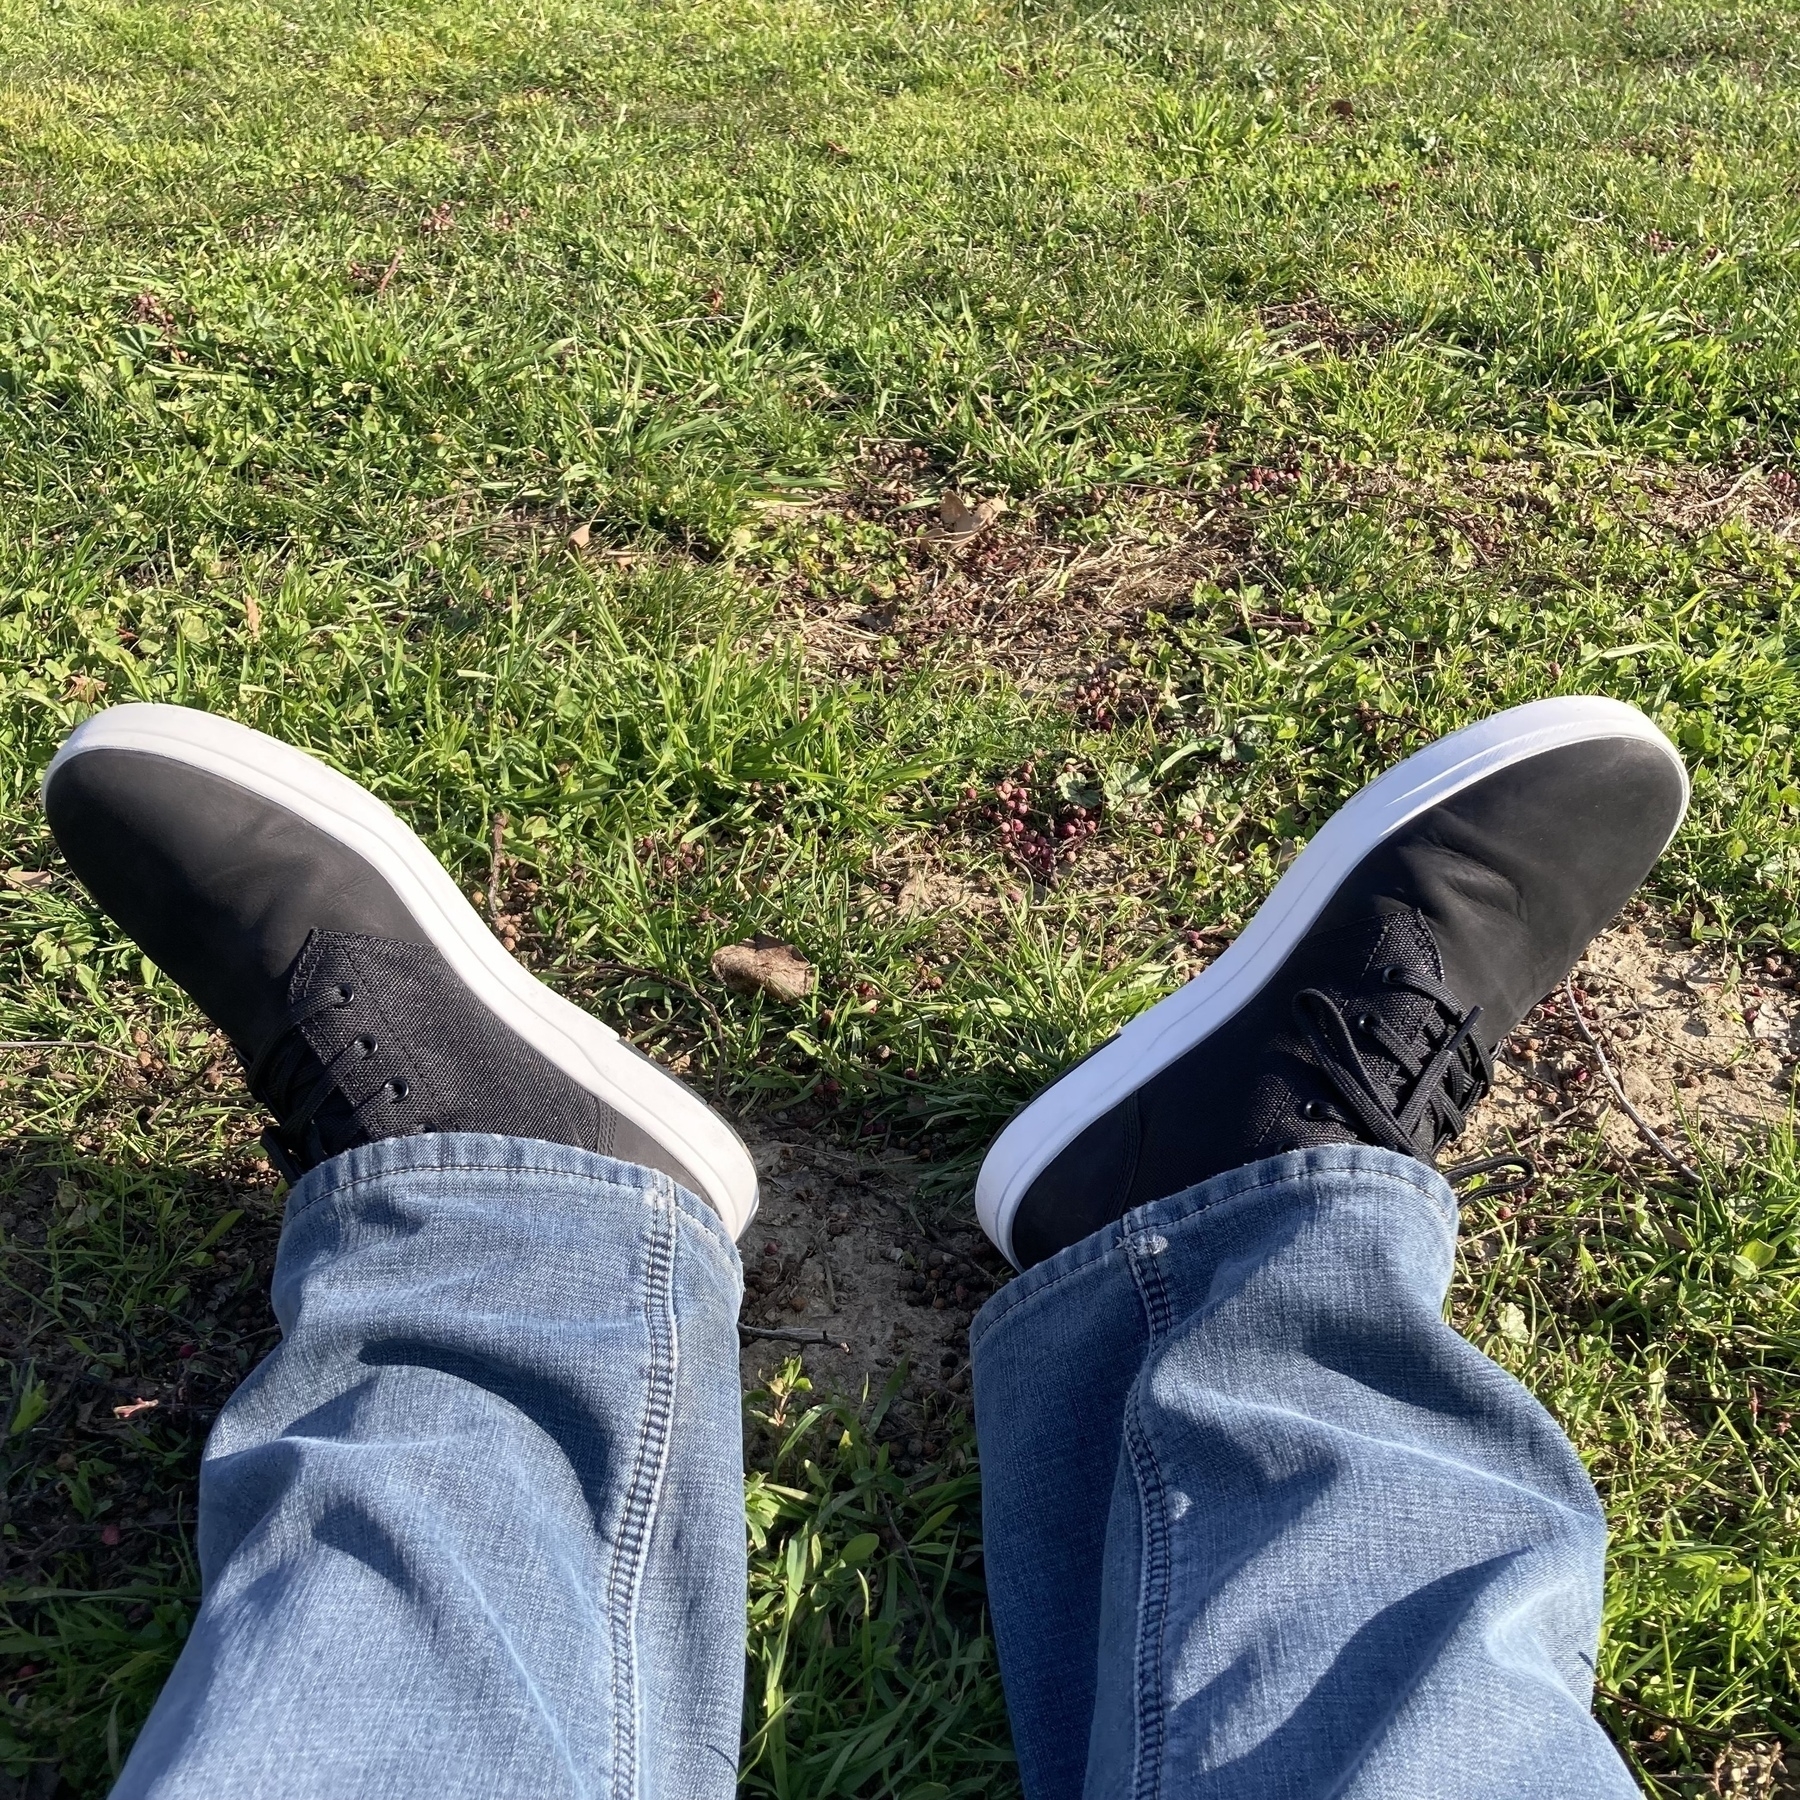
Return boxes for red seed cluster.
[128,290,175,330]
[1235,463,1300,497]
[1072,672,1124,730]
[964,763,1099,880]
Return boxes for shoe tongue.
[246,930,390,1169]
[1360,908,1449,994]
[235,927,333,1075]
[283,927,333,1007]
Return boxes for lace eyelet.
[335,985,355,1005]
[1379,966,1402,984]
[355,1036,378,1058]
[1354,1013,1370,1031]
[1300,1099,1321,1119]
[385,1078,410,1102]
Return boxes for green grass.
[742,1365,1011,1798]
[4,0,1800,1788]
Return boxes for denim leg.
[114,1133,746,1800]
[971,1146,1635,1800]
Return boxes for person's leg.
[967,698,1691,1796]
[972,1147,1635,1800]
[117,1134,744,1799]
[41,705,766,1796]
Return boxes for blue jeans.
[114,1136,1634,1798]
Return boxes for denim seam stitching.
[1125,1222,1174,1340]
[605,1182,680,1800]
[1123,1232,1174,1800]
[971,1160,1449,1350]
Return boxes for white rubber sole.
[975,696,1689,1267]
[45,704,760,1238]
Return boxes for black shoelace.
[1293,961,1495,1164]
[245,979,414,1172]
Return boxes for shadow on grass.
[0,1138,282,1793]
[0,1138,1017,1798]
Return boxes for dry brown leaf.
[935,492,1004,540]
[711,934,815,1002]
[2,868,52,890]
[568,521,592,551]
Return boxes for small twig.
[880,1496,945,1648]
[487,811,508,921]
[1563,979,1702,1184]
[588,958,727,1048]
[1593,1683,1735,1745]
[737,1322,849,1350]
[373,249,403,294]
[0,1039,139,1062]
[1693,470,1758,516]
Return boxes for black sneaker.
[977,696,1688,1269]
[43,705,758,1236]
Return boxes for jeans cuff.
[970,1143,1454,1354]
[281,1131,736,1258]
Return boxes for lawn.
[4,0,1800,1789]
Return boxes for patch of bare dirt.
[1351,452,1800,569]
[734,1132,1004,1466]
[1255,295,1403,360]
[744,444,1800,715]
[1630,462,1800,539]
[1457,904,1795,1177]
[744,452,1248,694]
[1709,1739,1797,1799]
[860,847,1001,924]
